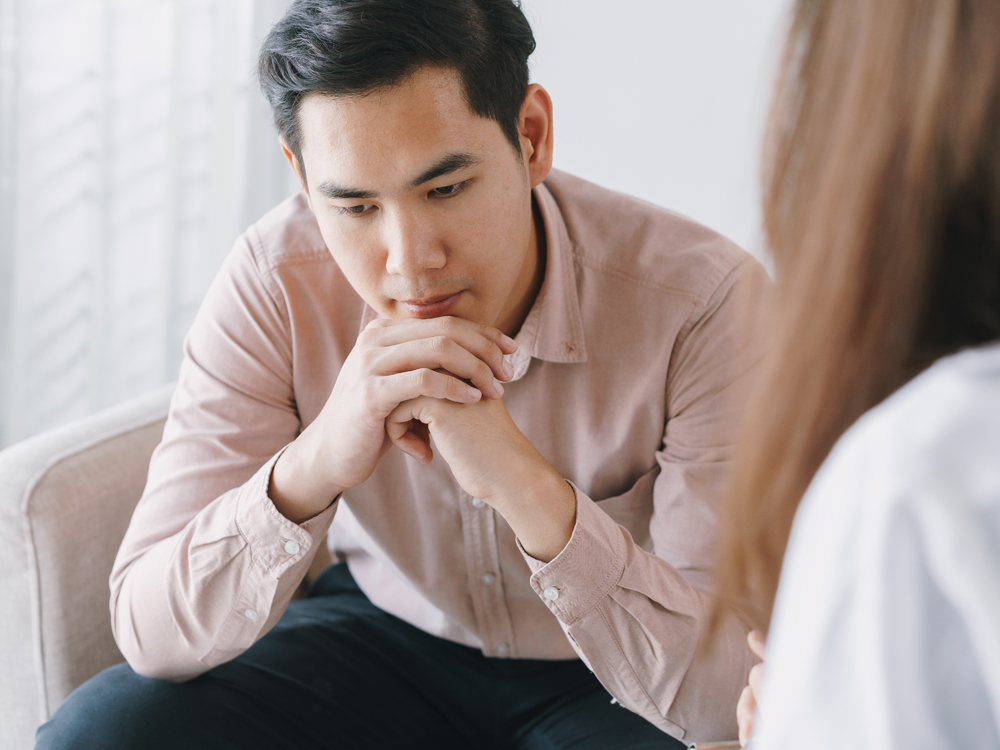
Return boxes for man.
[38,1,763,748]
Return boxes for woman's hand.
[737,629,767,746]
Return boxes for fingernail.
[501,360,514,380]
[501,334,517,350]
[467,386,482,400]
[494,378,505,396]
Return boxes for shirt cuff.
[234,444,339,578]
[516,483,629,624]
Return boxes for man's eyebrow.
[315,181,378,201]
[314,152,480,201]
[410,152,481,188]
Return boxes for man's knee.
[35,662,200,750]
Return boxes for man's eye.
[430,181,469,198]
[339,203,376,216]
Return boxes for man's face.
[293,66,548,335]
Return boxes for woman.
[712,0,1000,747]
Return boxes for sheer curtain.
[0,0,297,448]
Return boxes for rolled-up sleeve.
[109,234,338,681]
[518,258,769,743]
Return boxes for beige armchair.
[0,384,175,749]
[0,384,334,749]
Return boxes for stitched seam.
[241,245,300,378]
[199,547,260,664]
[233,453,293,575]
[258,252,333,274]
[560,241,587,357]
[675,257,752,347]
[549,506,626,624]
[247,221,328,277]
[572,252,704,300]
[596,604,677,730]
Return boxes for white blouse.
[755,342,1000,750]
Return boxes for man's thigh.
[36,564,488,750]
[500,658,685,750]
[37,563,688,750]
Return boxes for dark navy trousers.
[36,563,684,749]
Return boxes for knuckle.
[474,358,492,380]
[483,338,502,362]
[414,368,435,388]
[357,347,378,369]
[427,335,450,353]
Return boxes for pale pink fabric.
[110,170,764,743]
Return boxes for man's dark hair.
[257,0,536,182]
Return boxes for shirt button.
[495,643,509,656]
[244,608,258,620]
[471,497,485,509]
[480,572,496,586]
[283,540,300,555]
[543,586,560,601]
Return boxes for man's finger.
[365,315,516,349]
[387,421,434,464]
[372,337,506,398]
[370,370,481,415]
[748,629,767,660]
[361,316,518,375]
[384,396,440,463]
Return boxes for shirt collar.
[358,180,588,379]
[503,181,587,380]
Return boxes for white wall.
[0,0,295,448]
[522,0,791,258]
[0,0,790,447]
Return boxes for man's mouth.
[399,291,464,318]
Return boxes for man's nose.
[384,212,446,277]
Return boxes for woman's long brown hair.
[712,0,1000,633]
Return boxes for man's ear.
[280,138,311,202]
[517,84,554,189]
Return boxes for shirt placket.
[460,489,518,658]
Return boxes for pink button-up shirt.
[110,170,765,743]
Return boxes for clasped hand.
[270,316,575,560]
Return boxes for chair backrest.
[0,384,174,750]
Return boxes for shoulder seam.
[245,221,330,278]
[673,256,754,353]
[237,232,293,367]
[572,244,750,307]
[572,249,702,302]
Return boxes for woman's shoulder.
[779,340,1000,622]
[760,343,1000,749]
[817,341,1000,513]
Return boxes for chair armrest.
[0,384,174,750]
